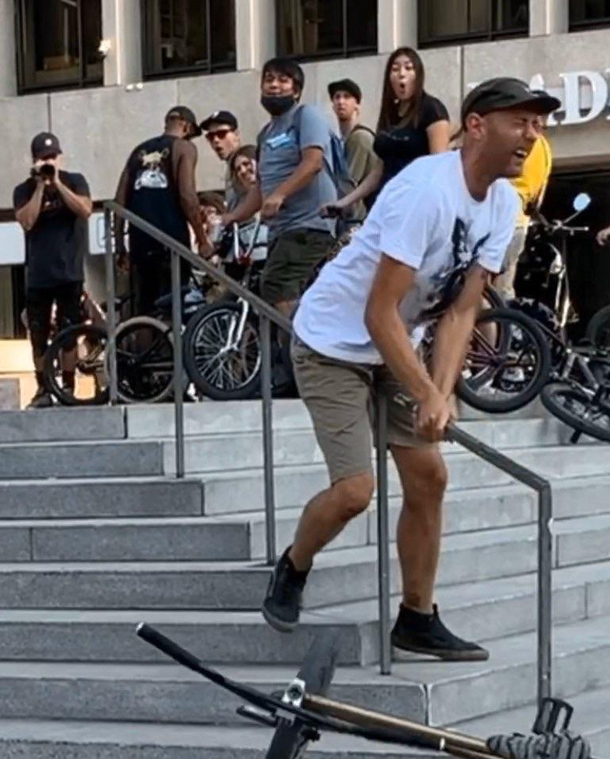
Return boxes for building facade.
[1,0,610,337]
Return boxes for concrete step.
[0,406,125,443]
[0,615,610,733]
[0,521,548,610]
[0,719,439,758]
[0,482,538,563]
[4,511,608,610]
[0,559,608,667]
[163,423,603,476]
[454,685,610,756]
[0,477,203,520]
[0,440,164,480]
[125,398,546,440]
[199,444,610,515]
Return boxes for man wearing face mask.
[14,132,92,408]
[223,58,337,317]
[115,106,210,316]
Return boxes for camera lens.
[40,164,55,179]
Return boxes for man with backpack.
[328,78,380,220]
[222,57,337,316]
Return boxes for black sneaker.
[27,389,54,409]
[391,604,489,661]
[262,548,310,633]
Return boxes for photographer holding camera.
[13,132,92,408]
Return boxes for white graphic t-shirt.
[293,150,519,364]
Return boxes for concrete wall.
[3,0,610,211]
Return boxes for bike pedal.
[532,697,574,735]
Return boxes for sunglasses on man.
[205,128,234,142]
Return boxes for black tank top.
[126,134,189,258]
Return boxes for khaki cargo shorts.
[292,338,430,484]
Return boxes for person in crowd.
[13,132,92,408]
[495,109,553,300]
[198,191,226,237]
[114,106,209,316]
[222,57,336,317]
[200,110,242,209]
[328,78,380,220]
[325,47,450,216]
[262,78,560,661]
[230,145,258,197]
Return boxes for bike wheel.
[541,382,610,443]
[586,304,610,349]
[183,301,261,400]
[114,316,176,404]
[482,284,504,310]
[43,324,109,406]
[456,307,551,414]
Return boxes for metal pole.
[170,250,185,479]
[375,394,391,675]
[538,484,553,705]
[260,316,277,565]
[104,208,118,405]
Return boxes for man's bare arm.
[365,254,450,441]
[223,184,263,225]
[15,183,45,231]
[176,142,208,251]
[431,264,490,399]
[55,177,93,219]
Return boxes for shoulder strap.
[351,124,375,138]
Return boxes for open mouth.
[513,148,528,161]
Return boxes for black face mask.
[260,94,296,116]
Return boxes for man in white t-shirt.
[262,78,560,661]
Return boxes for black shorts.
[26,281,83,355]
[131,250,192,316]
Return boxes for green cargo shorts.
[260,228,332,305]
[291,338,430,484]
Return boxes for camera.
[31,164,56,180]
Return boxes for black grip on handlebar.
[136,623,202,672]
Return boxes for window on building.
[15,0,103,94]
[570,0,610,29]
[418,0,529,47]
[276,0,378,60]
[142,0,236,78]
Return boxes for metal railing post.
[538,483,553,703]
[260,316,277,565]
[446,424,553,709]
[376,394,392,675]
[103,208,118,405]
[171,250,185,479]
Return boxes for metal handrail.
[103,203,552,706]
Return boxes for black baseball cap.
[165,105,202,136]
[31,132,62,159]
[200,110,239,132]
[328,78,362,103]
[461,77,561,128]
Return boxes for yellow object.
[511,134,553,227]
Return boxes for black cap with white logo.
[461,78,561,127]
[200,110,239,132]
[31,132,62,159]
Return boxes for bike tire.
[43,324,109,406]
[183,301,261,401]
[541,382,610,443]
[482,284,504,310]
[586,304,610,350]
[265,631,340,759]
[114,316,176,405]
[456,307,551,414]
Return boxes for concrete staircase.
[0,401,609,757]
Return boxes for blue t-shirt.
[258,104,337,238]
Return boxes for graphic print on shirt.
[134,148,170,191]
[417,219,490,321]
